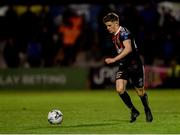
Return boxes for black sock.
[140,93,150,110]
[119,91,135,110]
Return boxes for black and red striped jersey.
[111,26,142,66]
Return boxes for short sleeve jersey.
[112,26,142,67]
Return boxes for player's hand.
[105,58,115,64]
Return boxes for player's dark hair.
[103,12,119,23]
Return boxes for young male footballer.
[103,12,153,123]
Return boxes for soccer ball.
[48,109,63,125]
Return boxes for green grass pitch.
[0,89,180,134]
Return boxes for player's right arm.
[105,39,132,64]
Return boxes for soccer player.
[103,12,153,123]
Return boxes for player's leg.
[135,87,153,122]
[131,65,153,122]
[116,79,140,123]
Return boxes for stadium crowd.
[0,2,179,69]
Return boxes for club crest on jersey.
[121,32,129,40]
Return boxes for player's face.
[104,21,118,34]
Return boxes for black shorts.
[116,63,144,88]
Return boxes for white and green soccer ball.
[48,109,63,125]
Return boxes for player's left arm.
[105,39,132,64]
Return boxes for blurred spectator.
[121,2,140,34]
[97,5,116,57]
[4,5,18,38]
[38,25,55,67]
[87,43,104,68]
[161,34,175,63]
[138,3,160,33]
[57,8,83,65]
[73,48,88,67]
[26,37,42,67]
[17,6,39,52]
[3,37,20,68]
[0,40,7,69]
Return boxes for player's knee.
[116,79,127,94]
[116,86,125,94]
[135,88,145,96]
